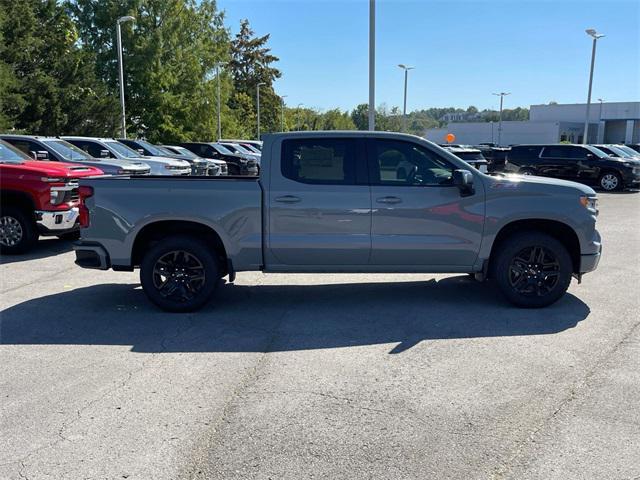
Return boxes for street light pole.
[256,82,265,140]
[368,0,375,131]
[116,15,135,138]
[398,64,414,132]
[215,63,222,141]
[296,103,304,130]
[492,92,510,146]
[280,95,287,132]
[583,29,605,144]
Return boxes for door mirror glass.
[452,169,475,196]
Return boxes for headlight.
[49,189,66,205]
[579,195,598,215]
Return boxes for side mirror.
[586,153,594,159]
[137,148,145,155]
[452,169,475,196]
[32,150,49,160]
[100,149,110,158]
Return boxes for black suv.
[180,142,258,176]
[504,144,640,191]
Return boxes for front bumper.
[580,228,602,274]
[35,208,79,234]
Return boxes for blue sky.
[219,0,640,112]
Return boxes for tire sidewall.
[140,235,220,312]
[0,207,38,254]
[494,232,572,308]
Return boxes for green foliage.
[0,0,117,134]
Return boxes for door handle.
[376,196,402,204]
[275,195,301,203]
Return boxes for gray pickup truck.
[74,132,601,312]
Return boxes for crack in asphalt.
[491,318,640,479]
[2,315,199,476]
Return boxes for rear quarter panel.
[80,177,263,269]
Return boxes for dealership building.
[424,101,640,146]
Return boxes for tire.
[140,235,220,312]
[519,168,535,176]
[493,232,572,308]
[0,207,38,254]
[598,171,622,191]
[58,231,81,241]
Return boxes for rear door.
[367,138,484,267]
[266,137,371,266]
[538,146,574,179]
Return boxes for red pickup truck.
[0,139,103,254]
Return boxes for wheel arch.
[0,189,36,213]
[488,219,581,276]
[131,220,229,274]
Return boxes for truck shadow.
[0,276,590,354]
[0,238,73,265]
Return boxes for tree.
[228,19,281,136]
[68,0,228,142]
[0,0,118,134]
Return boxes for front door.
[267,137,371,266]
[538,146,576,180]
[367,138,485,267]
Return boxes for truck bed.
[79,175,263,270]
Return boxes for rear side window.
[281,138,357,185]
[541,146,568,158]
[509,146,543,160]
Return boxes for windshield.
[135,139,166,156]
[584,146,610,159]
[0,140,28,162]
[611,145,638,158]
[42,139,92,161]
[167,146,198,159]
[212,143,233,155]
[242,144,261,154]
[105,141,141,158]
[228,143,252,154]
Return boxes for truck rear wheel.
[493,232,572,308]
[140,235,220,312]
[0,207,38,254]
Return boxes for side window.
[281,138,357,185]
[566,146,587,160]
[370,139,454,186]
[75,141,102,158]
[541,146,567,159]
[10,140,39,157]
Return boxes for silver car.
[62,137,191,176]
[0,135,151,176]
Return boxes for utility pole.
[583,29,605,144]
[215,63,223,141]
[256,82,265,140]
[368,0,375,131]
[280,95,287,132]
[492,92,510,146]
[398,64,414,132]
[116,15,135,138]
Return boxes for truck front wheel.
[493,232,572,308]
[0,206,38,254]
[140,235,220,312]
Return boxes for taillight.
[78,186,94,228]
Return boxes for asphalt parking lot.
[1,192,639,480]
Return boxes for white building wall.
[424,121,561,146]
[530,102,640,123]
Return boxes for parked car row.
[441,141,640,192]
[0,134,262,178]
[0,135,262,253]
[502,143,640,191]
